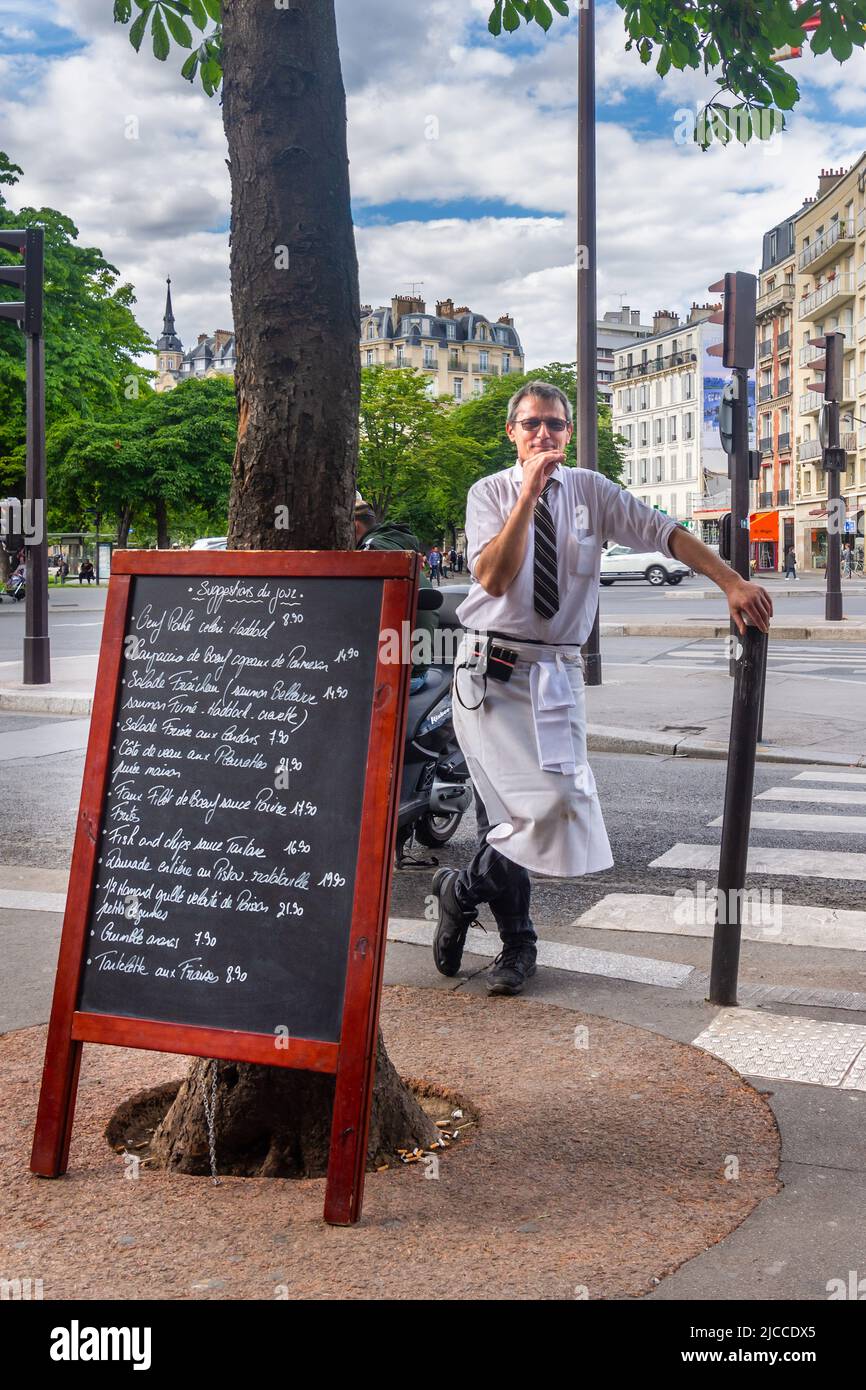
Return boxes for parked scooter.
[4,571,25,602]
[396,587,471,866]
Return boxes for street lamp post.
[577,0,601,686]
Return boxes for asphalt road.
[3,723,864,1017]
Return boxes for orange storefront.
[749,510,780,572]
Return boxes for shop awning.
[749,511,779,542]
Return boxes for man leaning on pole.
[430,380,773,997]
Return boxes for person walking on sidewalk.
[428,546,443,586]
[430,380,773,996]
[784,546,797,581]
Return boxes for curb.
[600,622,866,640]
[0,688,93,716]
[586,723,866,768]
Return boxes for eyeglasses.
[513,416,570,433]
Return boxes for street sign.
[31,549,420,1226]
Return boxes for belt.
[469,629,580,648]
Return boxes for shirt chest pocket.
[565,532,599,579]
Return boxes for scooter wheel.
[414,810,462,847]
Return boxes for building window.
[640,423,648,447]
[654,419,664,444]
[503,353,511,374]
[654,456,664,482]
[685,451,693,477]
[367,323,375,340]
[640,459,648,483]
[479,350,489,370]
[669,417,677,443]
[453,378,463,400]
[424,347,435,367]
[396,348,405,366]
[684,413,693,440]
[366,350,374,365]
[683,374,693,400]
[446,322,455,339]
[670,456,677,481]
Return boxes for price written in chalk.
[334,648,359,663]
[322,686,348,700]
[317,872,346,888]
[226,965,247,983]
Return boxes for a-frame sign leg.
[31,1024,83,1177]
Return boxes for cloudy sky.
[1,1,866,366]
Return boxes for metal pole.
[825,398,842,621]
[577,0,601,686]
[23,326,50,684]
[709,625,768,1005]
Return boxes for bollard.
[709,624,768,1006]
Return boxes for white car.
[600,545,691,587]
[191,536,227,550]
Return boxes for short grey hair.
[507,380,573,426]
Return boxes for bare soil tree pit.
[1,986,781,1300]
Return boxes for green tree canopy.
[357,365,488,544]
[48,375,235,546]
[0,152,153,491]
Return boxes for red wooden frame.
[31,549,419,1225]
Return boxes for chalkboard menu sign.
[31,550,420,1225]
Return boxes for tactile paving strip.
[692,1009,866,1090]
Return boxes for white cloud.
[1,0,865,380]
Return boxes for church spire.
[156,276,183,351]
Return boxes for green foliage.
[356,366,487,543]
[618,1,866,148]
[114,0,223,94]
[48,376,235,544]
[452,364,625,487]
[0,152,152,492]
[111,0,866,145]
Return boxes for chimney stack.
[391,293,426,322]
[817,166,846,198]
[652,309,680,335]
[436,298,455,319]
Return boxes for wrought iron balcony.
[798,219,855,273]
[756,281,795,316]
[777,488,791,506]
[758,491,774,508]
[798,273,856,320]
[777,431,791,451]
[758,338,773,359]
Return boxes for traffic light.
[0,228,43,336]
[708,272,758,370]
[719,512,731,561]
[807,331,844,402]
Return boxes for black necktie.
[533,479,559,619]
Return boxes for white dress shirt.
[456,462,680,645]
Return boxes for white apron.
[451,632,614,878]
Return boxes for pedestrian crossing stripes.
[575,892,866,952]
[651,844,866,880]
[757,787,866,807]
[709,810,866,835]
[794,770,866,785]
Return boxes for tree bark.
[222,0,360,552]
[150,0,436,1174]
[116,504,132,548]
[154,495,170,549]
[151,1033,435,1177]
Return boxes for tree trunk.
[151,1033,435,1177]
[151,0,436,1174]
[154,496,170,549]
[116,504,132,548]
[223,0,360,551]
